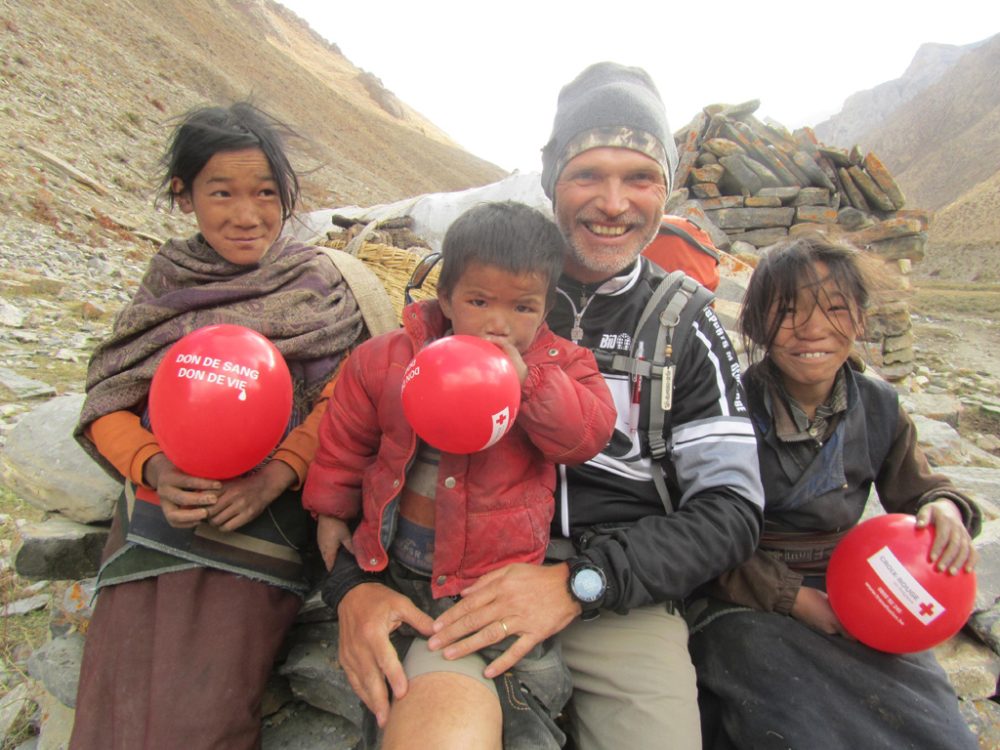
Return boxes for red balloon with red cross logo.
[401,335,521,454]
[826,513,977,654]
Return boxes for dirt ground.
[908,280,1000,444]
[909,281,1000,377]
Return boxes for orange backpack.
[642,216,721,291]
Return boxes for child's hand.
[318,515,355,571]
[484,336,528,384]
[144,453,220,529]
[916,499,978,574]
[791,586,850,637]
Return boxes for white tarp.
[286,172,550,251]
[285,171,751,354]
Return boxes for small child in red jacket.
[303,200,616,749]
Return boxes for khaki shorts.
[401,636,498,697]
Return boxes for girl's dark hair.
[738,233,872,367]
[437,201,566,307]
[159,102,300,221]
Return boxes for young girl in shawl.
[70,103,364,750]
[689,234,981,750]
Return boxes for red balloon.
[826,513,976,654]
[401,335,521,454]
[148,324,293,479]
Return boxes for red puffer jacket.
[303,300,615,598]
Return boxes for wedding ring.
[499,620,509,636]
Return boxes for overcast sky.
[277,1,998,174]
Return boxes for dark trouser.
[690,608,978,750]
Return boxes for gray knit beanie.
[540,62,677,202]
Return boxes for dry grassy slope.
[918,171,1000,281]
[142,0,508,204]
[0,0,506,227]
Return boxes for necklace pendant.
[571,325,584,343]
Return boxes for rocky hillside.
[815,33,1000,280]
[814,39,985,150]
[920,171,1000,281]
[856,34,1000,212]
[0,0,506,244]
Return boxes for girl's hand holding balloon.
[144,452,220,529]
[916,499,978,574]
[208,459,298,532]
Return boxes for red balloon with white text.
[826,513,976,654]
[148,324,292,479]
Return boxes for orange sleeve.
[85,411,163,487]
[271,356,347,489]
[87,357,348,490]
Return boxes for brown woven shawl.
[76,233,364,479]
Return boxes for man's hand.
[428,562,581,678]
[791,586,848,637]
[337,583,435,728]
[916,499,978,574]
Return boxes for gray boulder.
[0,394,119,523]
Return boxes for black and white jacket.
[548,258,764,612]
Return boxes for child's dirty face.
[438,261,548,354]
[172,148,282,265]
[767,261,864,401]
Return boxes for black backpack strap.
[596,269,714,513]
[645,273,713,460]
[636,271,716,511]
[658,219,721,262]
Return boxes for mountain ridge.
[815,32,1000,279]
[814,40,984,149]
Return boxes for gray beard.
[562,219,661,279]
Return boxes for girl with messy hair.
[689,234,980,750]
[70,102,364,749]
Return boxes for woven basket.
[323,240,440,321]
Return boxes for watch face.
[572,567,605,603]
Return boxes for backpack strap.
[644,273,712,460]
[658,219,721,262]
[603,270,688,380]
[318,247,399,337]
[603,269,714,512]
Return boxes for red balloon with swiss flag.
[401,335,521,455]
[826,513,977,654]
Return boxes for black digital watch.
[567,557,607,618]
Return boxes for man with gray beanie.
[332,62,764,750]
[432,61,764,748]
